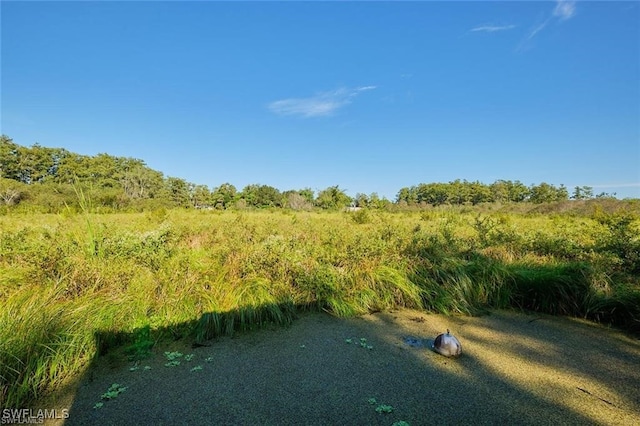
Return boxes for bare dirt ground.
[35,309,640,425]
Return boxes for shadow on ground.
[31,306,640,425]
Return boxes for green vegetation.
[367,397,395,414]
[93,383,127,409]
[164,352,185,367]
[101,383,127,401]
[376,405,394,414]
[1,136,639,410]
[1,206,638,409]
[0,136,624,215]
[346,337,374,350]
[124,325,154,361]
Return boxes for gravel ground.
[34,309,640,425]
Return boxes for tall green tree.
[316,185,351,209]
[120,165,164,199]
[241,184,282,208]
[164,177,191,207]
[0,136,20,180]
[368,192,383,209]
[86,153,120,187]
[56,153,90,184]
[416,183,449,205]
[211,183,237,209]
[354,193,369,208]
[191,185,213,207]
[396,186,418,205]
[298,188,315,204]
[572,186,594,200]
[14,143,59,184]
[529,182,568,203]
[469,181,493,205]
[557,184,569,201]
[507,180,530,202]
[448,179,471,205]
[490,180,510,203]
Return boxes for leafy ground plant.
[124,325,154,361]
[94,383,127,409]
[129,364,151,372]
[346,337,373,350]
[375,404,394,414]
[101,383,127,400]
[367,397,394,414]
[164,351,184,367]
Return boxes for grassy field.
[1,204,639,409]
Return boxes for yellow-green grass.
[0,208,638,408]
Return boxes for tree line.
[0,136,613,212]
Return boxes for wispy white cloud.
[588,183,640,189]
[268,86,377,118]
[553,0,577,21]
[518,0,577,51]
[525,20,550,42]
[470,24,516,33]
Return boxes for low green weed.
[93,383,127,409]
[367,397,394,413]
[345,337,373,350]
[164,351,184,367]
[376,404,394,414]
[125,325,154,361]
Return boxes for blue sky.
[2,1,639,200]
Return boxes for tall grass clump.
[299,265,424,317]
[0,287,97,407]
[194,278,296,341]
[408,253,514,315]
[404,223,515,315]
[586,287,640,336]
[583,274,640,336]
[509,263,594,316]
